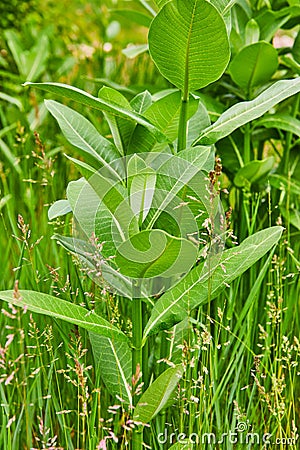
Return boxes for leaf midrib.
[196,79,300,143]
[183,0,198,99]
[48,101,122,181]
[143,230,280,338]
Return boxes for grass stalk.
[132,282,143,450]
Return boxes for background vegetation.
[0,0,299,449]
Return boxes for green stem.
[132,428,143,450]
[243,122,251,164]
[132,282,143,450]
[178,92,189,151]
[132,295,143,400]
[282,93,299,174]
[142,302,149,388]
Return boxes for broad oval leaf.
[133,365,184,423]
[195,78,300,145]
[115,229,198,279]
[229,41,278,94]
[148,0,230,92]
[143,226,283,339]
[0,290,128,342]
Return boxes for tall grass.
[0,1,299,449]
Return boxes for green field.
[0,1,299,449]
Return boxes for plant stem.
[132,282,143,450]
[142,302,149,388]
[178,91,189,151]
[132,300,143,388]
[282,93,299,174]
[243,122,251,164]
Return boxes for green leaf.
[0,195,11,211]
[23,82,167,143]
[66,176,138,246]
[143,226,283,338]
[187,101,211,147]
[133,365,184,423]
[254,114,300,137]
[256,6,300,42]
[148,0,230,92]
[65,155,98,180]
[26,34,50,82]
[128,154,156,223]
[45,100,122,177]
[230,4,249,54]
[195,78,300,145]
[234,157,275,188]
[128,91,198,153]
[89,334,132,405]
[292,29,300,64]
[122,44,149,59]
[229,42,278,94]
[168,444,191,450]
[177,146,214,173]
[280,54,300,75]
[245,19,260,46]
[280,207,300,230]
[5,31,49,81]
[210,0,235,15]
[154,0,169,9]
[48,199,72,220]
[52,234,133,298]
[115,229,198,278]
[112,9,152,28]
[210,0,235,30]
[269,174,300,196]
[0,290,128,342]
[4,30,25,75]
[86,77,137,95]
[98,86,136,156]
[0,138,22,175]
[90,174,139,241]
[146,92,198,141]
[168,318,192,365]
[130,90,152,115]
[0,92,23,111]
[146,148,215,231]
